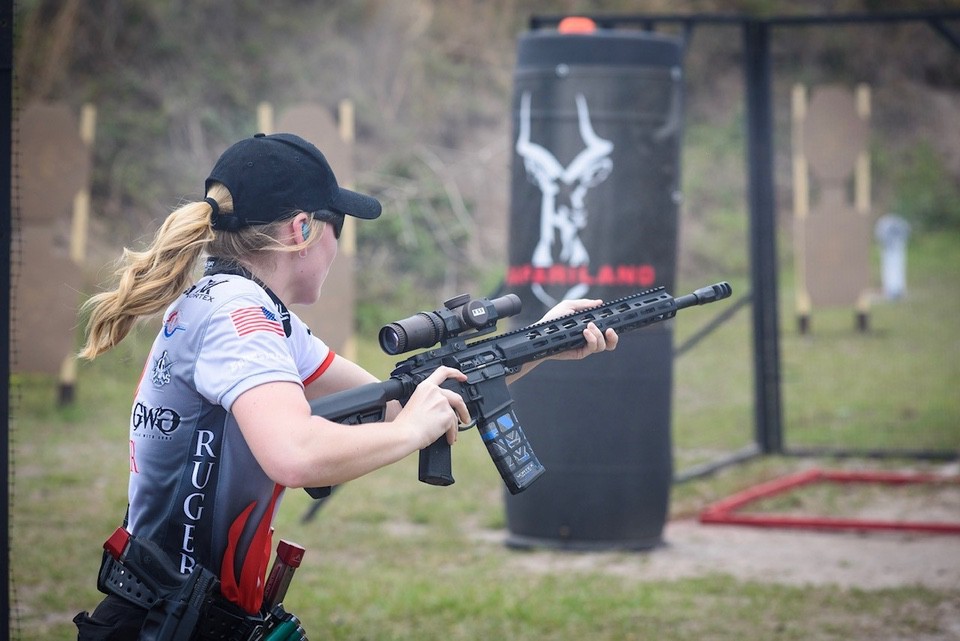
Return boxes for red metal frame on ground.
[699,468,960,534]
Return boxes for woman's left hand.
[539,298,619,361]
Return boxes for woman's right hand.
[395,366,471,449]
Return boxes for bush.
[891,142,960,233]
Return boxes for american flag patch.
[230,306,286,337]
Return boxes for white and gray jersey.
[127,273,332,613]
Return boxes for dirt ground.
[495,461,960,593]
[623,519,958,590]
[500,518,960,590]
[499,515,960,638]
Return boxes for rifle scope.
[379,293,522,355]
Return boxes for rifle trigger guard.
[458,415,478,432]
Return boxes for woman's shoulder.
[163,274,272,335]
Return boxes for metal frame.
[700,468,960,534]
[0,1,13,630]
[2,0,13,629]
[530,11,960,475]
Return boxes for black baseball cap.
[205,132,381,230]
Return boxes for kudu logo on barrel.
[515,91,614,307]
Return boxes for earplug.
[301,221,310,240]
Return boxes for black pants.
[74,594,147,641]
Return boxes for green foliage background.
[14,0,960,323]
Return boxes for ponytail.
[79,186,228,359]
[80,182,322,359]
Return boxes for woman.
[74,133,617,639]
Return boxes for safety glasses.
[312,209,345,240]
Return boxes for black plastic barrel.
[504,27,684,550]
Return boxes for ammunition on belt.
[264,612,302,641]
[262,539,305,611]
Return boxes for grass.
[672,232,960,464]
[778,232,960,452]
[8,231,960,640]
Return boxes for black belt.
[98,553,265,641]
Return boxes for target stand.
[700,468,960,535]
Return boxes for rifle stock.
[304,379,406,499]
[308,282,732,497]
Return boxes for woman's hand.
[394,366,471,448]
[233,368,471,489]
[539,298,619,362]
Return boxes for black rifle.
[306,282,732,499]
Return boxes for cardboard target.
[802,85,867,182]
[16,102,91,222]
[798,205,872,308]
[11,225,82,375]
[793,84,872,318]
[274,103,356,356]
[276,103,353,186]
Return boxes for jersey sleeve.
[195,296,303,412]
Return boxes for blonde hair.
[79,183,323,359]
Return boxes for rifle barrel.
[674,282,732,310]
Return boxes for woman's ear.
[292,212,311,244]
